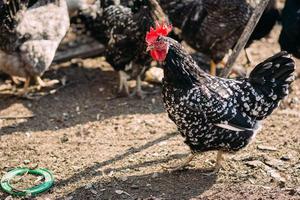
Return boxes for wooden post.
[220,0,270,78]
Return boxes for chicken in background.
[159,0,252,76]
[279,0,300,59]
[245,0,280,64]
[76,0,168,98]
[0,0,70,95]
[159,0,280,76]
[247,0,279,47]
[146,22,295,173]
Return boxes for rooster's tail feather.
[249,51,295,100]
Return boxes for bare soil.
[0,24,300,200]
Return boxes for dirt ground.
[0,21,300,200]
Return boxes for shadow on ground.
[59,169,217,200]
[0,64,163,136]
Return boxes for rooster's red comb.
[146,21,172,45]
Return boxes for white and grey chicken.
[0,0,70,94]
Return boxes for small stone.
[245,160,264,168]
[257,145,277,151]
[85,183,93,189]
[65,196,73,200]
[25,132,32,137]
[121,176,128,182]
[248,178,255,184]
[108,171,114,176]
[115,190,124,195]
[130,184,139,189]
[145,67,163,83]
[90,189,98,195]
[291,97,299,104]
[266,167,286,185]
[151,98,156,104]
[60,134,69,143]
[23,160,30,164]
[264,158,284,168]
[29,163,38,169]
[62,112,69,120]
[115,189,131,197]
[232,154,254,161]
[280,155,291,161]
[152,172,159,178]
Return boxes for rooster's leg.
[131,65,148,99]
[16,76,31,95]
[118,70,129,96]
[164,153,195,172]
[210,60,217,76]
[35,76,59,90]
[131,74,146,99]
[200,151,224,175]
[11,76,25,85]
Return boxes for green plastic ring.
[1,168,54,197]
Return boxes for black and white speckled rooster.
[0,0,70,94]
[77,0,167,98]
[146,22,296,173]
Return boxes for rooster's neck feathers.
[162,36,206,88]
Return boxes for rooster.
[146,22,296,173]
[0,0,70,94]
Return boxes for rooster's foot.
[36,76,59,90]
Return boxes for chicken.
[146,22,296,173]
[78,0,167,98]
[244,0,280,64]
[0,0,70,94]
[247,0,279,46]
[159,0,252,76]
[159,0,280,74]
[279,0,300,59]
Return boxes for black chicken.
[279,0,300,59]
[77,0,167,98]
[146,23,295,173]
[244,0,280,64]
[0,0,70,94]
[159,0,252,76]
[247,0,279,47]
[159,0,280,75]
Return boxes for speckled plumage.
[102,0,165,74]
[0,0,70,79]
[78,0,166,95]
[160,37,295,153]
